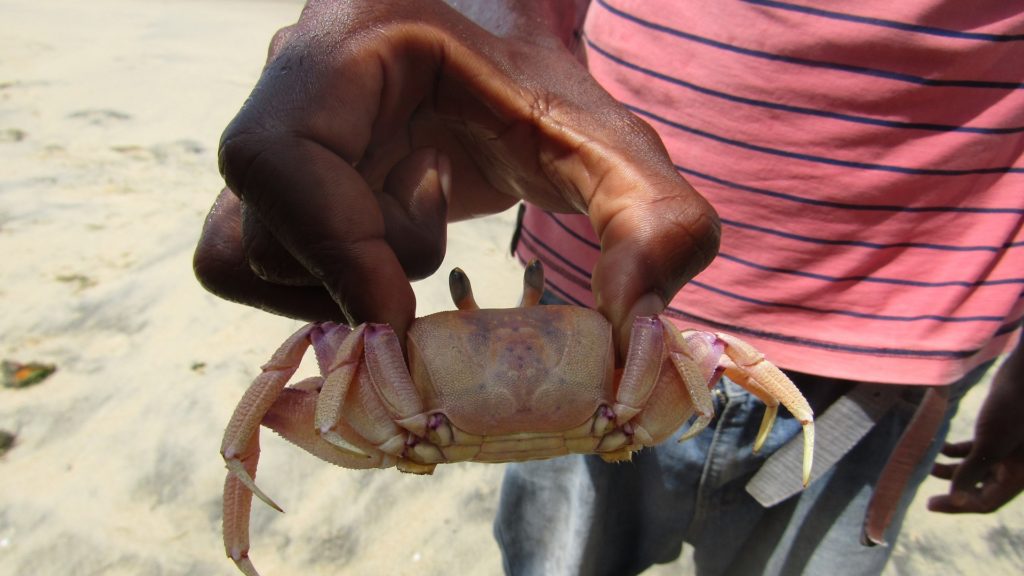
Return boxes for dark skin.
[194,0,1022,517]
[194,0,720,354]
[928,341,1024,514]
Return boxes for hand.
[928,347,1024,513]
[193,0,720,343]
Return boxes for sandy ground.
[0,1,1020,575]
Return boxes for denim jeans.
[493,298,988,576]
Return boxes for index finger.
[220,133,417,337]
[217,29,442,336]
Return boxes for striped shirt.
[516,0,1024,385]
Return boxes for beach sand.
[0,1,1020,574]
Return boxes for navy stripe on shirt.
[535,211,1024,287]
[664,307,1016,359]
[596,0,1024,90]
[585,36,1024,135]
[676,164,1024,215]
[520,270,1023,359]
[690,279,1006,323]
[742,0,1024,42]
[518,227,594,288]
[723,217,1024,252]
[520,213,1019,323]
[519,218,1024,357]
[717,252,1024,289]
[628,103,1024,175]
[542,211,601,251]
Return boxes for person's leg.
[494,287,992,575]
[495,374,801,576]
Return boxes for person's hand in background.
[929,341,1024,513]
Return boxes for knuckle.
[616,109,662,147]
[217,119,261,195]
[654,195,722,287]
[268,24,297,57]
[526,89,557,125]
[218,120,280,206]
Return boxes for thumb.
[589,172,721,354]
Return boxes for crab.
[220,261,815,575]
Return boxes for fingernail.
[627,292,666,322]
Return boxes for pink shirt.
[517,0,1024,385]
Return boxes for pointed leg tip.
[801,420,815,488]
[752,434,767,454]
[752,405,777,455]
[233,555,262,576]
[226,458,285,513]
[677,415,712,443]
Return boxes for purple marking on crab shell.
[600,405,615,420]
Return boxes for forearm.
[443,0,590,48]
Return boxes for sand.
[0,1,1020,575]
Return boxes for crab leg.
[220,323,320,576]
[659,322,719,442]
[613,316,665,425]
[718,355,778,452]
[716,332,815,487]
[360,323,436,471]
[223,428,263,576]
[312,324,371,457]
[587,315,666,458]
[221,323,321,511]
